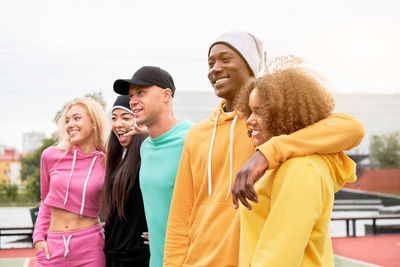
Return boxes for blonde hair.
[56,97,108,153]
[235,65,335,136]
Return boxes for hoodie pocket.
[186,202,239,265]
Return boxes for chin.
[253,138,265,147]
[214,89,230,100]
[253,141,261,147]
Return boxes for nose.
[66,120,74,128]
[208,60,222,79]
[129,96,138,110]
[114,117,123,128]
[246,113,256,127]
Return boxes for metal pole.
[372,219,376,235]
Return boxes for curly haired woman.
[234,66,357,267]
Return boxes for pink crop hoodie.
[32,146,105,244]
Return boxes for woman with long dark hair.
[102,95,149,267]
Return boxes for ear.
[162,88,173,102]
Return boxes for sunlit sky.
[1,0,399,151]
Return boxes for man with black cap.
[163,31,364,266]
[114,66,193,267]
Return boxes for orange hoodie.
[163,101,364,267]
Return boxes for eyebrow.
[129,85,147,91]
[208,51,233,60]
[66,112,82,118]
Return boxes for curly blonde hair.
[56,97,108,153]
[234,66,335,136]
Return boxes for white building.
[22,131,45,153]
[173,92,400,155]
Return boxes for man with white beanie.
[163,31,364,266]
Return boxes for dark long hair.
[102,130,147,223]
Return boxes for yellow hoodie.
[164,101,364,267]
[239,153,356,267]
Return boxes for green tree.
[53,91,106,123]
[20,136,57,182]
[0,183,18,202]
[20,136,56,201]
[369,131,400,168]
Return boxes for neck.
[224,100,233,112]
[147,110,179,139]
[75,141,97,154]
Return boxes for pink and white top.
[32,146,105,244]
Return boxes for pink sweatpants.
[35,224,105,267]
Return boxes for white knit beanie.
[208,31,263,77]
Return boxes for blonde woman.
[33,97,108,266]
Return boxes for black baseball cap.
[113,66,176,96]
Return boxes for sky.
[0,0,399,152]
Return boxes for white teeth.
[70,130,79,135]
[117,131,126,135]
[215,77,228,84]
[252,130,260,135]
[133,109,141,113]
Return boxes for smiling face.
[208,43,253,102]
[246,88,272,146]
[65,104,95,147]
[128,84,166,127]
[111,108,134,147]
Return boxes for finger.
[133,124,148,134]
[123,130,137,137]
[34,241,42,252]
[244,178,258,202]
[238,174,253,210]
[238,194,252,210]
[122,120,134,127]
[248,183,258,202]
[232,189,239,209]
[144,241,149,245]
[232,176,241,208]
[141,232,149,240]
[43,243,50,260]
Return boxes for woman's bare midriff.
[49,206,99,232]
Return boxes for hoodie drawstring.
[226,115,238,200]
[207,112,239,199]
[63,148,98,217]
[208,111,220,197]
[80,156,98,217]
[64,149,77,206]
[62,234,72,257]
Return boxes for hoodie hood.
[321,152,357,192]
[209,100,240,122]
[70,145,105,159]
